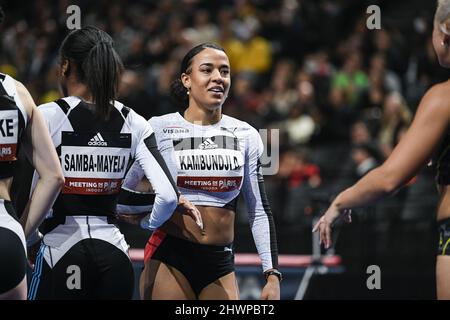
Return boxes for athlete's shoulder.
[222,115,263,155]
[12,78,31,99]
[221,114,258,136]
[418,81,450,120]
[38,101,58,111]
[0,73,22,94]
[115,101,140,120]
[12,78,32,104]
[112,100,133,117]
[149,112,180,123]
[2,73,15,86]
[38,96,76,116]
[41,96,83,112]
[148,112,183,131]
[117,104,160,145]
[424,81,450,102]
[221,114,252,128]
[37,100,63,119]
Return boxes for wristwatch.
[264,269,283,282]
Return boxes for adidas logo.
[198,138,218,150]
[88,133,107,146]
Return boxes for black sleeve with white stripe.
[116,187,155,214]
[134,119,179,230]
[118,122,179,216]
[144,134,180,199]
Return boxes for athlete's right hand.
[176,196,204,231]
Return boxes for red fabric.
[289,164,320,188]
[144,229,166,264]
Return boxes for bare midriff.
[159,205,235,245]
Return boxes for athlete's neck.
[66,79,93,104]
[184,104,222,126]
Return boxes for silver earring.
[442,41,449,48]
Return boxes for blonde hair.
[436,0,450,35]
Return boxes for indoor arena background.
[2,0,444,299]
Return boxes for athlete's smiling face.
[181,48,231,110]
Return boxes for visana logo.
[198,138,218,150]
[163,127,190,134]
[88,133,107,146]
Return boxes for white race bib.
[60,131,131,195]
[0,110,19,161]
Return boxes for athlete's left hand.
[176,196,203,231]
[260,276,280,300]
[312,204,352,249]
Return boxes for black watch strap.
[264,270,282,282]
